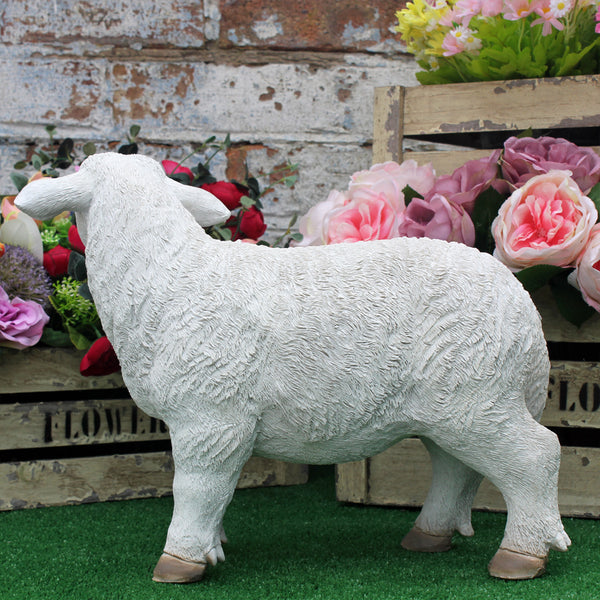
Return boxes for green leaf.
[549,271,597,328]
[78,282,93,302]
[402,184,423,207]
[45,124,57,136]
[32,154,43,171]
[10,172,29,192]
[587,182,600,222]
[13,160,28,170]
[40,327,74,348]
[517,127,534,139]
[240,195,255,208]
[470,187,506,254]
[83,142,97,156]
[68,251,87,280]
[290,232,303,241]
[129,124,141,139]
[66,324,94,350]
[515,264,564,293]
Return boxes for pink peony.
[326,192,399,244]
[398,194,476,246]
[492,170,598,270]
[502,136,600,194]
[349,160,436,208]
[427,150,501,213]
[574,225,600,312]
[0,286,49,350]
[297,190,348,246]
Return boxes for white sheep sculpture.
[15,152,570,584]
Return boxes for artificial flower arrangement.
[297,134,600,327]
[0,125,299,375]
[395,0,600,84]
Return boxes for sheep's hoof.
[152,553,207,584]
[401,527,453,553]
[488,548,547,580]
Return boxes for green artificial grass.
[1,466,599,600]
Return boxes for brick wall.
[0,0,416,239]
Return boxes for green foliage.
[471,187,505,255]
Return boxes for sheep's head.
[15,153,231,243]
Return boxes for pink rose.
[427,150,501,213]
[0,286,49,350]
[297,190,348,246]
[349,160,436,208]
[398,194,475,246]
[492,170,598,270]
[502,136,600,194]
[326,192,399,244]
[574,225,600,312]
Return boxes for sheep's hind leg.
[153,420,255,584]
[402,437,482,553]
[424,415,569,579]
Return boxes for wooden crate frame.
[0,347,307,510]
[337,75,600,518]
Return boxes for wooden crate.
[337,75,600,518]
[0,347,308,511]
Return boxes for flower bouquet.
[395,0,600,84]
[297,134,600,327]
[0,126,299,375]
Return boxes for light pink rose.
[296,190,348,246]
[0,286,49,350]
[326,191,399,244]
[427,150,501,213]
[502,136,600,194]
[492,170,598,271]
[398,194,476,246]
[574,225,600,312]
[349,160,436,209]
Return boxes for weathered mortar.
[0,0,416,238]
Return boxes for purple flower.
[398,193,476,246]
[0,286,49,350]
[426,150,501,213]
[0,244,53,308]
[502,136,600,194]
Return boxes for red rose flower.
[43,245,71,277]
[68,225,86,254]
[239,206,267,240]
[201,181,246,211]
[80,336,121,376]
[161,159,194,183]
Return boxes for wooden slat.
[546,361,600,428]
[335,459,369,503]
[0,454,308,511]
[372,85,404,164]
[365,437,600,518]
[533,287,600,344]
[0,397,169,450]
[0,347,124,393]
[402,75,600,136]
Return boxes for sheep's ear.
[166,178,231,226]
[15,170,94,220]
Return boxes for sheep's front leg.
[153,419,256,584]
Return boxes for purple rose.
[502,136,600,194]
[427,150,501,213]
[0,286,49,350]
[398,193,475,246]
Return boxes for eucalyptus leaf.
[587,182,600,222]
[515,264,564,293]
[10,172,29,192]
[240,196,255,208]
[129,124,141,139]
[78,282,94,302]
[40,327,74,348]
[68,251,88,281]
[549,271,597,328]
[470,187,506,255]
[83,142,97,156]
